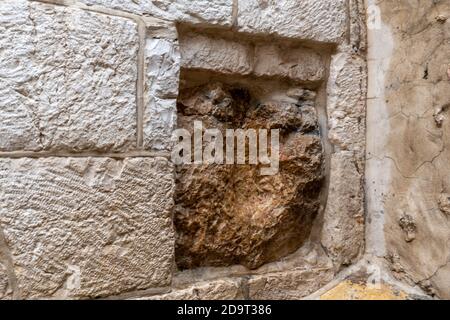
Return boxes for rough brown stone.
[174,83,324,270]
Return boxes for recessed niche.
[173,29,328,270]
[174,81,324,270]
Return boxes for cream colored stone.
[327,52,366,157]
[248,269,333,300]
[0,157,175,299]
[253,44,325,82]
[144,98,178,152]
[144,38,180,151]
[179,33,325,83]
[0,0,138,152]
[321,152,365,267]
[367,0,450,299]
[138,279,243,300]
[80,0,233,26]
[180,34,253,75]
[237,0,347,43]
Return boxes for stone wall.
[366,0,450,300]
[9,0,446,300]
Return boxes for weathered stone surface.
[0,157,175,299]
[248,269,333,300]
[366,0,450,299]
[0,262,10,300]
[179,32,325,82]
[253,44,324,82]
[80,0,233,26]
[237,0,347,43]
[0,0,138,152]
[180,34,253,75]
[175,83,324,270]
[327,52,366,158]
[139,279,243,300]
[144,38,181,151]
[438,193,450,216]
[321,152,365,268]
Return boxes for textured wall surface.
[0,1,139,152]
[366,0,450,300]
[0,0,370,300]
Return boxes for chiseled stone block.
[179,33,325,82]
[237,0,347,43]
[248,269,334,300]
[137,279,244,300]
[254,44,325,82]
[144,38,181,151]
[179,34,253,75]
[0,0,138,152]
[0,157,175,299]
[80,0,234,26]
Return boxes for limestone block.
[0,0,138,152]
[144,38,180,151]
[254,44,325,82]
[179,33,325,83]
[327,53,366,157]
[80,0,233,26]
[146,39,181,99]
[248,269,333,300]
[138,279,243,300]
[237,0,347,43]
[0,157,175,299]
[179,34,253,75]
[321,152,365,267]
[144,97,178,151]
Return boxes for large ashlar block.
[80,0,233,26]
[0,0,138,152]
[0,157,175,299]
[237,0,347,43]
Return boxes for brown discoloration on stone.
[174,83,324,270]
[438,194,450,215]
[398,214,417,243]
